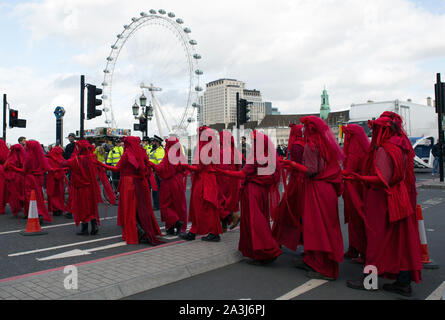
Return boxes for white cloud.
[1,0,445,145]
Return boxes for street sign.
[54,106,65,119]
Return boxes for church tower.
[320,87,330,121]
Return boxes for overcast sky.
[1,0,445,145]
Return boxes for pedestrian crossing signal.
[9,109,26,128]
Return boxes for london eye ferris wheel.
[101,9,203,138]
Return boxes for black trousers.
[112,171,120,192]
[151,173,161,209]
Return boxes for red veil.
[365,112,415,222]
[246,130,281,218]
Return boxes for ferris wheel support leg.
[153,101,164,138]
[153,95,172,133]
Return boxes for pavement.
[0,228,243,300]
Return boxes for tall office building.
[203,79,270,127]
[203,79,245,127]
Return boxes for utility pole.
[80,75,85,139]
[435,73,444,182]
[2,94,6,142]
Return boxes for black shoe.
[246,257,277,266]
[180,232,196,241]
[294,258,312,271]
[53,210,62,217]
[90,219,99,236]
[39,215,44,226]
[201,233,221,242]
[382,281,412,297]
[174,220,184,235]
[166,227,175,236]
[65,213,73,219]
[346,274,378,291]
[76,223,89,236]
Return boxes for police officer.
[106,138,124,197]
[142,137,152,156]
[149,135,165,211]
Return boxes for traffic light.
[87,85,103,120]
[139,117,147,133]
[9,109,26,128]
[239,99,253,125]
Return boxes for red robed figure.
[217,131,242,221]
[185,126,222,237]
[300,116,344,279]
[342,124,370,259]
[218,131,282,262]
[0,140,9,215]
[272,124,305,251]
[62,140,101,227]
[5,144,26,216]
[7,141,53,222]
[152,136,188,234]
[45,146,67,214]
[99,136,163,245]
[359,112,422,283]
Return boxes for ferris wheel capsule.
[176,18,184,24]
[105,120,111,124]
[192,103,200,108]
[193,54,202,59]
[195,69,203,75]
[116,34,123,39]
[140,12,148,17]
[195,86,203,92]
[184,27,191,33]
[187,117,195,123]
[168,12,175,18]
[131,17,138,22]
[107,57,114,61]
[103,69,110,74]
[158,9,166,14]
[111,45,118,49]
[123,25,129,29]
[149,9,157,14]
[102,82,108,86]
[189,40,197,45]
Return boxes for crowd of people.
[0,110,424,297]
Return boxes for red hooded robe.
[5,144,26,216]
[362,112,422,283]
[342,124,370,256]
[272,124,305,251]
[0,140,9,214]
[62,140,101,226]
[46,146,67,213]
[300,116,344,279]
[188,127,222,236]
[238,131,282,261]
[153,137,188,233]
[217,131,242,220]
[101,136,162,245]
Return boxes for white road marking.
[8,235,122,257]
[275,279,328,300]
[419,197,445,211]
[36,242,127,261]
[426,281,445,300]
[0,216,118,236]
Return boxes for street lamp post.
[133,92,153,139]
